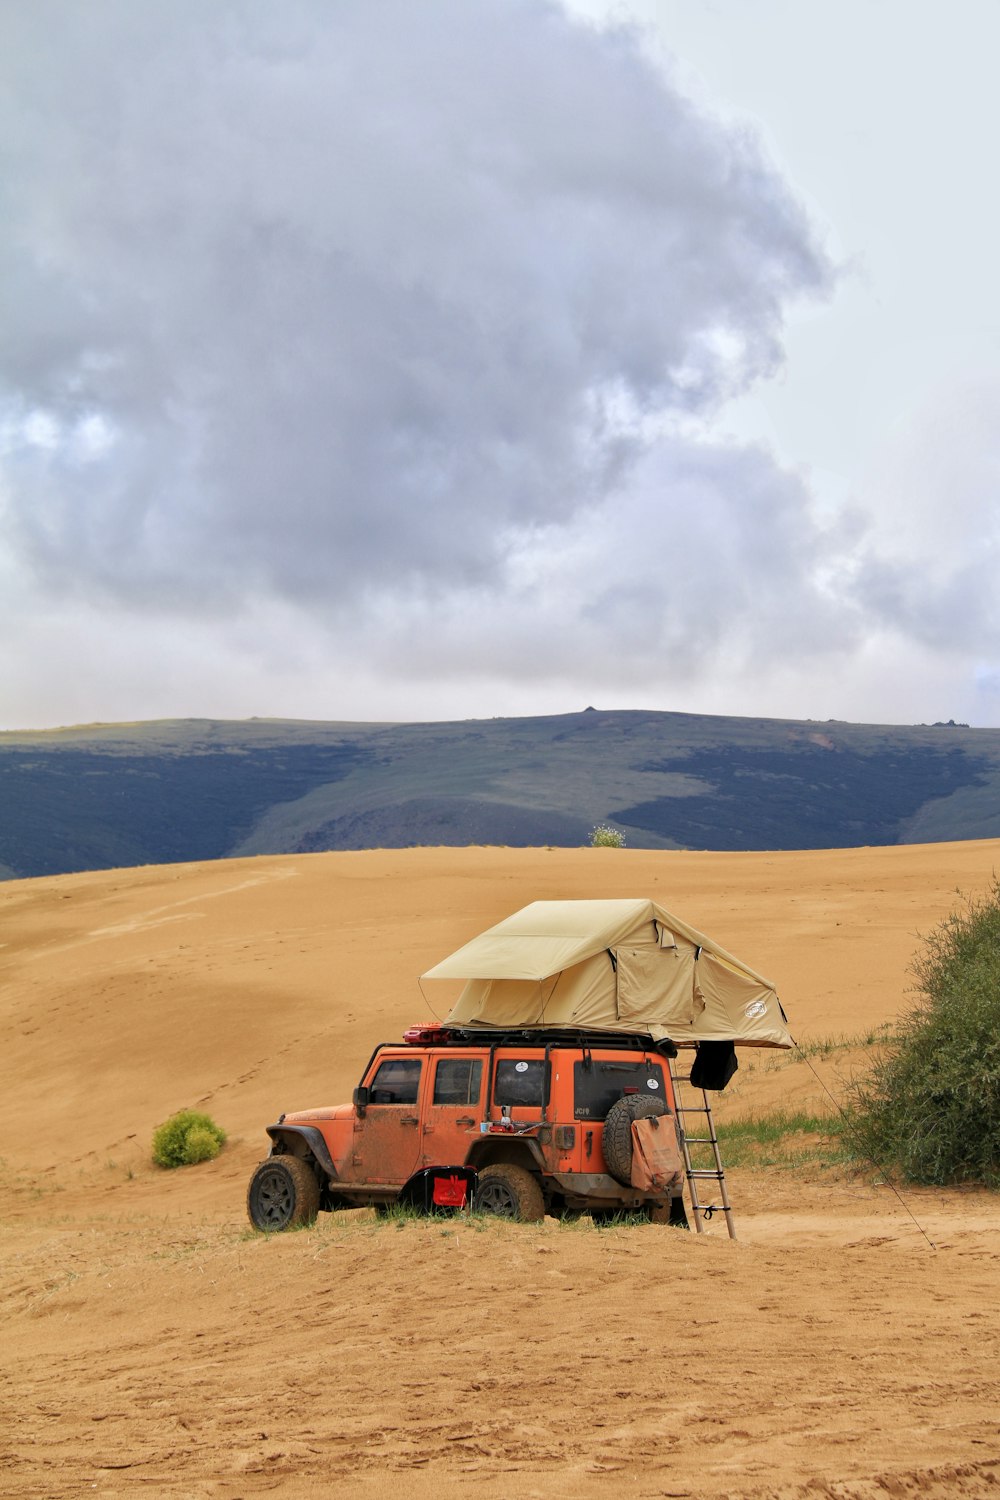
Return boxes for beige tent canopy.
[423,898,792,1048]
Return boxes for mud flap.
[402,1166,478,1213]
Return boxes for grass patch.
[794,1026,896,1058]
[691,1108,849,1170]
[740,1026,898,1075]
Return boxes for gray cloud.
[364,433,867,690]
[0,0,833,644]
[846,379,1000,655]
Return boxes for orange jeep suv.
[247,1025,688,1229]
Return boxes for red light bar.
[403,1024,452,1046]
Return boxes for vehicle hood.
[281,1104,354,1124]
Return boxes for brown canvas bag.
[630,1114,684,1194]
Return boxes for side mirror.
[353,1085,370,1117]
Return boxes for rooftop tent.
[422,898,792,1048]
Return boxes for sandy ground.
[3,841,1000,1498]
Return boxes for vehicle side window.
[369,1058,422,1105]
[433,1057,483,1106]
[494,1058,548,1107]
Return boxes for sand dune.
[3,842,1000,1497]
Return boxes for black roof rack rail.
[423,1025,678,1057]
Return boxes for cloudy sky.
[2,0,999,731]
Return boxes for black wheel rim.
[476,1179,518,1217]
[253,1164,294,1227]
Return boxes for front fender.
[266,1124,337,1181]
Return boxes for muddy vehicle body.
[247,1025,689,1229]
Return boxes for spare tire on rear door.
[602,1093,668,1186]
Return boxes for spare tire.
[602,1093,668,1186]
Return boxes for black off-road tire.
[602,1093,668,1187]
[247,1155,321,1232]
[473,1163,545,1222]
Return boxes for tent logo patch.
[745,1000,767,1018]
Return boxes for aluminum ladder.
[669,1058,737,1240]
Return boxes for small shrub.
[589,824,626,848]
[152,1110,227,1169]
[183,1126,222,1164]
[846,877,1000,1187]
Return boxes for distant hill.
[2,708,1000,879]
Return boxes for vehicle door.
[421,1052,484,1167]
[353,1053,425,1185]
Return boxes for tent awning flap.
[616,945,697,1027]
[423,897,791,1048]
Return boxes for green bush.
[589,824,626,848]
[846,878,1000,1187]
[152,1109,227,1169]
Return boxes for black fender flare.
[399,1165,479,1210]
[266,1124,337,1182]
[465,1136,547,1174]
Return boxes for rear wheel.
[247,1155,321,1232]
[473,1163,544,1222]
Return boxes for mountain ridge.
[2,706,999,878]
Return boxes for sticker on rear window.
[646,1077,659,1089]
[514,1061,529,1072]
[745,1000,767,1018]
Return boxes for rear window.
[573,1059,665,1120]
[494,1058,549,1108]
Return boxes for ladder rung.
[687,1169,726,1179]
[683,1135,717,1144]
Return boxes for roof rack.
[402,1023,677,1057]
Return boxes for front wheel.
[247,1155,321,1232]
[473,1164,544,1222]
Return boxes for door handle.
[400,1116,419,1127]
[456,1117,475,1127]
